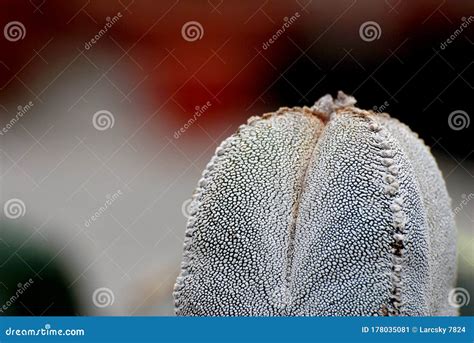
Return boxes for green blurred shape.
[457,231,474,316]
[0,221,80,316]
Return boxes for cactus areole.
[174,91,457,316]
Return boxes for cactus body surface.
[174,92,457,316]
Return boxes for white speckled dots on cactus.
[174,92,457,316]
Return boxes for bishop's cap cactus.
[174,91,457,316]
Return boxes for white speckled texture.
[174,92,457,316]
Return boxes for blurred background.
[0,0,472,316]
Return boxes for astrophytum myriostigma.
[174,92,457,316]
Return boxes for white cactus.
[174,92,457,316]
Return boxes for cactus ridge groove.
[283,121,322,311]
[281,94,364,309]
